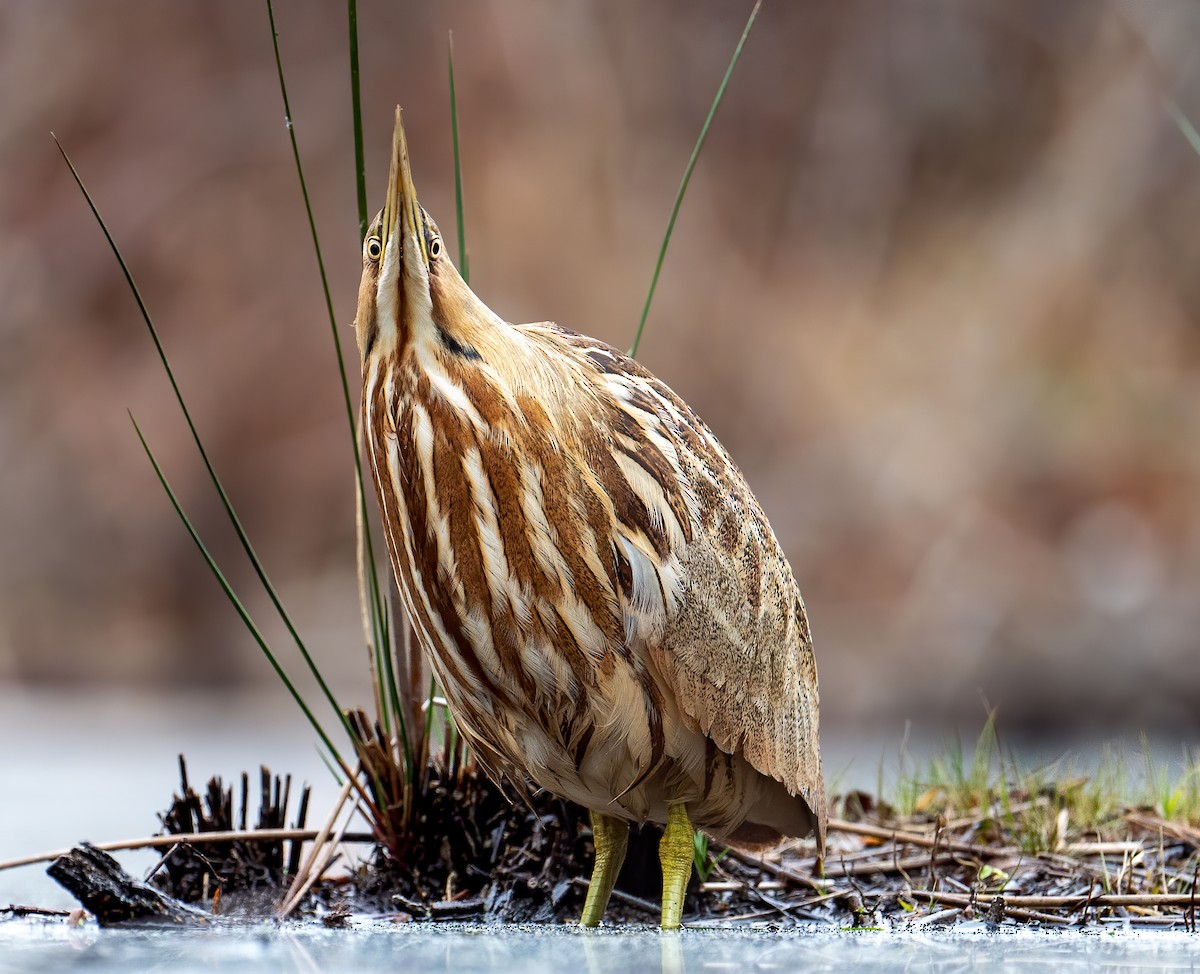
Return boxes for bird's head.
[355,107,495,365]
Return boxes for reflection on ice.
[1,920,1198,974]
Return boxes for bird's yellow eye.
[429,236,442,259]
[366,236,382,261]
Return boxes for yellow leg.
[659,802,694,930]
[581,811,629,927]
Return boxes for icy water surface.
[1,920,1198,974]
[4,691,1198,971]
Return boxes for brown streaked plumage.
[355,108,824,928]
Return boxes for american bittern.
[354,108,824,929]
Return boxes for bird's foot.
[659,802,694,930]
[580,810,629,927]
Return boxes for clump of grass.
[888,712,1012,821]
[877,715,1200,858]
[1139,741,1200,824]
[692,831,728,882]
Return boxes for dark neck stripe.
[437,324,482,360]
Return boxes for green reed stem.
[266,0,399,740]
[629,0,762,359]
[55,136,363,749]
[1167,101,1200,158]
[130,418,344,772]
[448,31,470,284]
[348,0,368,240]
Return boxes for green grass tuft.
[882,717,1200,857]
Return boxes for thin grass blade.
[347,0,368,240]
[448,30,470,283]
[629,0,762,358]
[317,747,346,788]
[266,0,400,740]
[129,417,354,786]
[1167,101,1200,158]
[53,135,361,749]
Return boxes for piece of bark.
[47,843,209,926]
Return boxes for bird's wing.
[551,328,825,836]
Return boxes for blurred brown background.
[2,1,1199,736]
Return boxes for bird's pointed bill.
[380,106,428,268]
[380,107,401,258]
